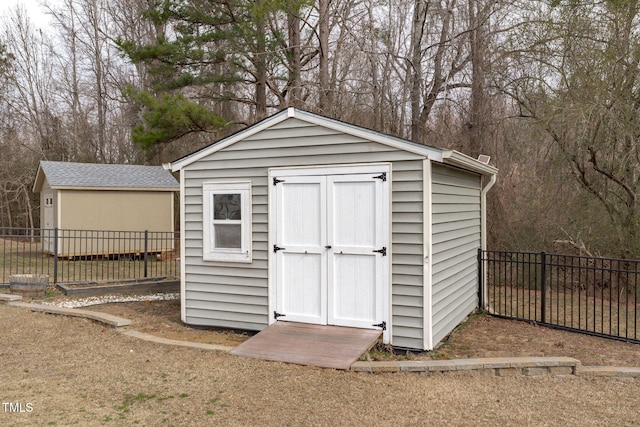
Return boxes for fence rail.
[480,249,640,344]
[0,227,180,286]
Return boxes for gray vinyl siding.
[390,160,424,349]
[430,164,482,345]
[182,118,426,346]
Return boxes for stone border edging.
[7,301,132,327]
[577,366,640,378]
[351,359,640,377]
[121,330,234,352]
[0,293,23,302]
[351,357,581,376]
[2,293,639,378]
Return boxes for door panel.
[327,175,384,328]
[331,180,376,247]
[280,181,322,246]
[331,254,377,326]
[280,252,323,322]
[275,176,327,324]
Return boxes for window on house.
[202,182,252,262]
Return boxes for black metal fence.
[0,227,180,286]
[479,250,640,344]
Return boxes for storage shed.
[33,161,179,256]
[171,108,497,351]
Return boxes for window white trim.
[202,181,252,262]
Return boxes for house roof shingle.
[34,161,179,192]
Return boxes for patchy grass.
[361,342,410,361]
[489,285,640,341]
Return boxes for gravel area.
[1,301,640,426]
[38,292,179,308]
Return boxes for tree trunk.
[410,0,427,143]
[288,10,302,108]
[318,0,330,110]
[467,0,487,157]
[255,0,267,119]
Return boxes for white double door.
[273,169,389,330]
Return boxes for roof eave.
[47,186,180,192]
[441,150,498,176]
[32,164,45,193]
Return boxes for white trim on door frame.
[270,163,392,177]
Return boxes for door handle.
[325,245,332,249]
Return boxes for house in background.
[33,161,179,256]
[171,108,497,351]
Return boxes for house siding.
[59,190,174,232]
[182,118,426,346]
[430,164,482,345]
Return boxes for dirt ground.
[88,298,640,367]
[1,301,640,427]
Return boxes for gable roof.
[33,161,180,193]
[170,108,497,176]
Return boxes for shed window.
[203,182,252,262]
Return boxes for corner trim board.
[423,159,433,351]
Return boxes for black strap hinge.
[372,321,386,331]
[274,311,286,320]
[273,177,285,186]
[273,245,286,253]
[372,246,387,256]
[373,172,386,181]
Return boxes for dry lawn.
[89,299,640,367]
[1,299,640,426]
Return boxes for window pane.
[214,224,242,249]
[214,194,241,220]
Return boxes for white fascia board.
[47,186,179,192]
[441,150,498,176]
[171,109,292,172]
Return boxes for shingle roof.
[36,161,179,191]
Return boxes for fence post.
[540,251,546,323]
[143,230,148,278]
[53,228,59,285]
[478,248,484,310]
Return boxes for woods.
[1,0,639,258]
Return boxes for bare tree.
[501,0,640,257]
[317,0,330,110]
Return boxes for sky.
[1,0,54,29]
